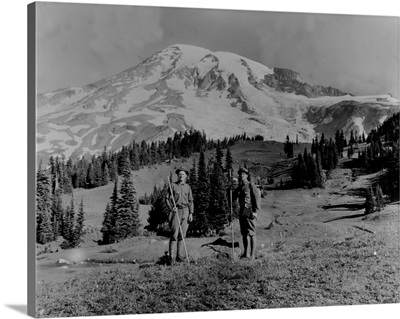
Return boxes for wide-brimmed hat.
[237,166,249,174]
[175,166,189,175]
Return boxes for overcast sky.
[36,1,399,98]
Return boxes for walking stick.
[167,177,190,264]
[229,169,235,260]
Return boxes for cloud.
[36,3,163,92]
[255,12,399,97]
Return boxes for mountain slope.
[37,44,399,162]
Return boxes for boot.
[240,236,249,259]
[250,236,257,260]
[169,240,176,265]
[176,240,184,262]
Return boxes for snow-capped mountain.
[37,44,399,162]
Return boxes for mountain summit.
[37,44,399,162]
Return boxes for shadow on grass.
[201,237,240,249]
[324,212,366,223]
[345,188,367,197]
[322,202,365,211]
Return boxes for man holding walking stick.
[166,167,194,264]
[232,166,261,260]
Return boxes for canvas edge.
[27,2,37,318]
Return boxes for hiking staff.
[229,169,235,260]
[167,173,190,264]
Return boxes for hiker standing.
[233,167,261,259]
[166,167,194,263]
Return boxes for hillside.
[57,140,308,233]
[36,161,400,316]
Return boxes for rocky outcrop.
[241,59,261,89]
[274,68,303,83]
[262,67,348,98]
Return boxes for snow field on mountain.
[36,44,400,162]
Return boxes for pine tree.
[63,158,74,194]
[63,193,76,244]
[108,154,118,182]
[86,162,96,189]
[350,130,356,145]
[36,163,53,244]
[365,186,376,215]
[225,147,233,172]
[313,150,324,188]
[115,157,141,240]
[51,190,63,240]
[189,158,197,195]
[72,198,86,247]
[145,184,170,235]
[101,203,113,244]
[284,135,294,158]
[130,142,140,170]
[190,151,210,236]
[77,156,88,188]
[102,163,110,186]
[208,145,229,234]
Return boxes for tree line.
[36,130,261,246]
[289,133,340,188]
[45,130,256,195]
[358,112,399,200]
[36,162,86,247]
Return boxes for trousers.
[169,207,189,241]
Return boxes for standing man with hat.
[166,167,194,264]
[233,166,261,259]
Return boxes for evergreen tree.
[63,158,74,194]
[207,145,229,234]
[101,176,119,244]
[130,142,140,170]
[284,135,294,158]
[145,184,170,235]
[311,138,317,154]
[115,157,141,240]
[108,154,118,182]
[101,203,113,244]
[350,130,356,145]
[102,163,110,186]
[365,186,376,215]
[190,151,210,236]
[63,193,76,243]
[189,158,197,194]
[77,156,88,188]
[225,147,233,173]
[51,190,63,240]
[72,198,86,247]
[314,150,324,188]
[93,156,102,187]
[36,164,53,244]
[86,162,96,189]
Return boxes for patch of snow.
[94,115,111,126]
[379,115,388,124]
[165,75,188,91]
[91,133,98,145]
[352,117,365,134]
[322,116,334,124]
